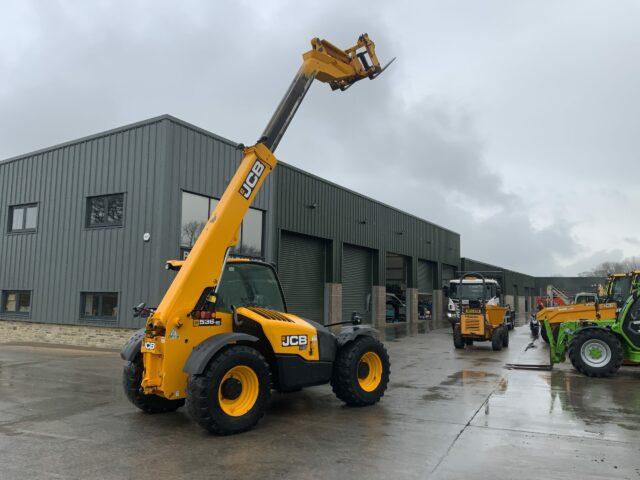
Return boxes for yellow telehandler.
[121,34,393,435]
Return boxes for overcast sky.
[2,0,639,275]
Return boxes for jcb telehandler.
[121,34,393,435]
[450,273,510,351]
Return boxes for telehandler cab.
[121,34,393,435]
[449,273,510,351]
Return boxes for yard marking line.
[428,384,497,477]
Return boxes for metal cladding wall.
[0,116,274,329]
[0,118,168,328]
[459,258,536,296]
[161,117,274,273]
[273,163,460,287]
[534,277,605,296]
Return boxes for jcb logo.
[239,160,266,199]
[282,335,308,348]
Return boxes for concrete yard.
[1,325,639,480]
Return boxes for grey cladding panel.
[274,165,460,269]
[0,120,168,328]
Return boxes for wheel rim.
[580,339,612,368]
[358,351,383,392]
[218,365,259,417]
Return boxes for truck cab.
[445,278,499,314]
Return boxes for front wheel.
[331,336,390,406]
[186,345,271,435]
[568,329,623,378]
[123,355,185,413]
[453,325,465,349]
[491,327,503,351]
[502,327,509,348]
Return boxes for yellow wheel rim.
[357,351,383,392]
[218,365,259,417]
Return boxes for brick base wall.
[0,319,135,349]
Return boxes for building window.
[81,292,118,320]
[2,290,31,314]
[87,194,124,228]
[180,191,263,258]
[9,204,38,233]
[236,207,264,258]
[180,192,213,249]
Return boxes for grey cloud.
[1,0,638,275]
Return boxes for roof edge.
[0,114,177,166]
[278,161,460,237]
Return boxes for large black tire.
[567,328,624,378]
[541,324,549,343]
[331,335,390,406]
[530,323,540,338]
[502,327,509,348]
[186,345,271,435]
[453,325,465,349]
[491,327,503,351]
[123,355,185,413]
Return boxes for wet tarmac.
[1,325,639,479]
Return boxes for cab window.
[216,263,286,313]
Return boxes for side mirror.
[132,302,146,318]
[442,285,450,297]
[497,287,502,297]
[351,311,362,325]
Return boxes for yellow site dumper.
[451,273,510,351]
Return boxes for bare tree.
[181,221,206,247]
[579,256,640,276]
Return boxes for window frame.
[1,290,32,316]
[85,193,126,229]
[8,203,38,234]
[179,189,265,258]
[235,207,265,259]
[80,292,119,322]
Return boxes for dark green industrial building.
[0,115,607,337]
[0,115,461,334]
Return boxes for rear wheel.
[186,345,271,435]
[568,328,623,378]
[453,325,465,349]
[491,327,503,351]
[331,336,390,406]
[123,355,185,413]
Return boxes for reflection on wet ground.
[1,325,639,479]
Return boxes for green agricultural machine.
[545,287,640,377]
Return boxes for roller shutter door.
[418,260,436,293]
[278,231,325,323]
[442,264,457,284]
[342,245,373,324]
